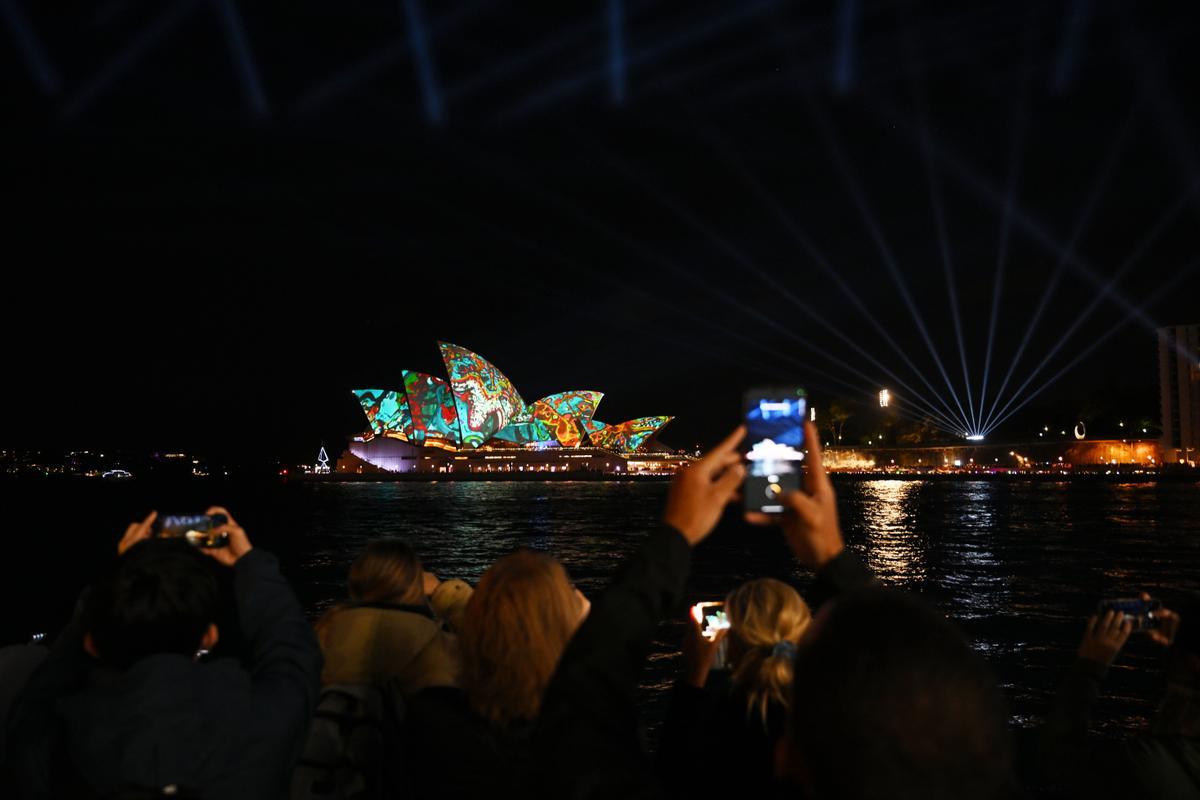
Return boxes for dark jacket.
[6,549,322,799]
[1039,656,1200,799]
[532,524,873,799]
[403,685,534,799]
[656,674,787,799]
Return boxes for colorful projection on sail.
[440,342,527,449]
[536,391,603,424]
[403,370,461,446]
[352,389,412,441]
[588,416,672,452]
[492,420,555,444]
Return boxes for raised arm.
[534,428,746,799]
[202,508,322,789]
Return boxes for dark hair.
[786,587,1015,800]
[347,539,424,605]
[87,539,221,669]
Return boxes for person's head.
[86,539,222,669]
[459,549,584,727]
[725,578,812,723]
[781,587,1014,800]
[347,539,424,606]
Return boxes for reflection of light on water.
[942,482,1008,620]
[860,480,925,583]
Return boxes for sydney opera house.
[337,342,682,475]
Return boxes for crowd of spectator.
[0,421,1195,798]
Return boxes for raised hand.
[746,421,844,570]
[1078,610,1132,666]
[663,426,746,546]
[117,511,157,556]
[1143,592,1181,647]
[681,605,728,688]
[201,506,253,566]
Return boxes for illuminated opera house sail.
[344,342,675,474]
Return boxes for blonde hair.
[460,550,580,727]
[726,578,812,724]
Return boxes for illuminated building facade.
[345,342,674,473]
[1159,324,1200,466]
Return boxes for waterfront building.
[342,342,676,474]
[1159,324,1200,466]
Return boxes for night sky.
[3,1,1198,461]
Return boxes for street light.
[879,389,890,408]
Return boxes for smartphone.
[152,513,229,549]
[692,602,731,640]
[742,387,808,513]
[1097,598,1162,631]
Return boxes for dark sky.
[3,0,1198,460]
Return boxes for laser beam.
[691,122,969,434]
[979,33,1032,432]
[805,93,973,434]
[978,111,1137,433]
[985,262,1196,434]
[981,184,1196,435]
[902,24,979,434]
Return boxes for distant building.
[343,341,676,474]
[1159,324,1200,466]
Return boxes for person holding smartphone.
[5,508,322,799]
[533,419,1016,800]
[657,578,813,796]
[532,421,867,797]
[1038,593,1198,799]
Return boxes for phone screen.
[693,602,730,640]
[153,514,229,548]
[743,388,807,513]
[1097,598,1163,631]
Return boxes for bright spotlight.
[879,388,890,408]
[965,434,985,441]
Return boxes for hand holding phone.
[662,427,746,546]
[1096,598,1163,632]
[744,415,846,571]
[153,513,230,548]
[692,602,731,641]
[1078,608,1134,665]
[683,602,730,686]
[742,388,808,514]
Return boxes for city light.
[965,434,984,441]
[878,389,890,407]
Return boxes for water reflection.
[857,480,925,584]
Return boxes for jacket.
[6,549,322,799]
[403,685,535,799]
[316,603,458,694]
[1039,656,1200,799]
[656,674,788,798]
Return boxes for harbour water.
[5,477,1200,737]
